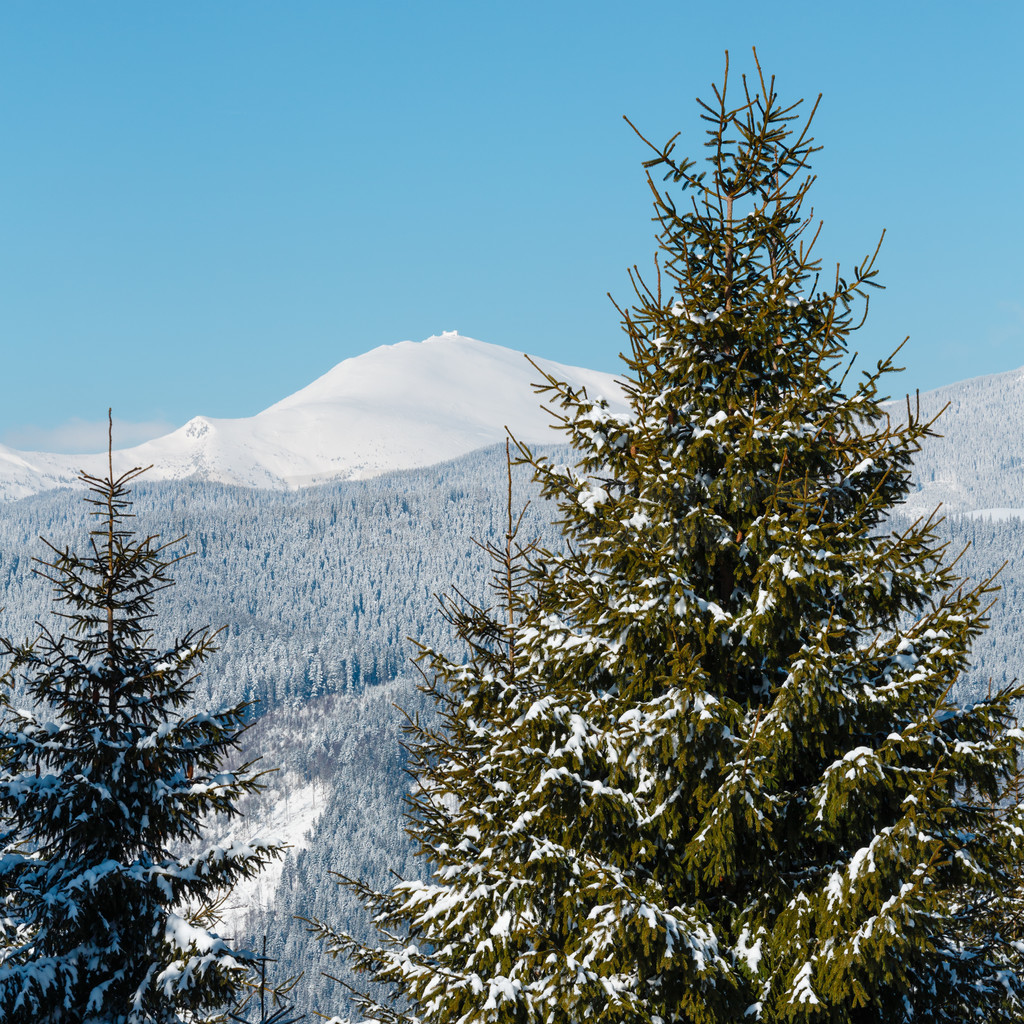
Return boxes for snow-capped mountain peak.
[0,334,628,499]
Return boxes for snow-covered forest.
[890,364,1024,516]
[0,446,564,710]
[0,435,1022,1014]
[0,444,565,1014]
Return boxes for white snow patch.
[790,962,819,1005]
[214,777,325,935]
[737,925,763,973]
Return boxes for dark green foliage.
[327,54,1024,1024]
[0,438,282,1023]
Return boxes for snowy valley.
[1,335,1023,1015]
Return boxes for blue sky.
[2,1,1022,452]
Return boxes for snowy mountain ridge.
[0,333,629,500]
[4,335,1024,514]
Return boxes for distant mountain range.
[0,333,628,499]
[3,336,1021,516]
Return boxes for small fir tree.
[228,937,306,1024]
[316,54,1024,1024]
[0,420,283,1023]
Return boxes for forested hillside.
[890,364,1024,515]
[0,444,565,708]
[889,510,1024,701]
[0,439,1021,1015]
[0,443,564,1014]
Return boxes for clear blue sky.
[2,0,1022,452]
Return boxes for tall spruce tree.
[315,54,1024,1023]
[0,421,283,1023]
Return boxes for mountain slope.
[890,362,1024,516]
[4,358,1024,1013]
[0,333,628,499]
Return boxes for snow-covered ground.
[0,333,628,499]
[209,771,326,939]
